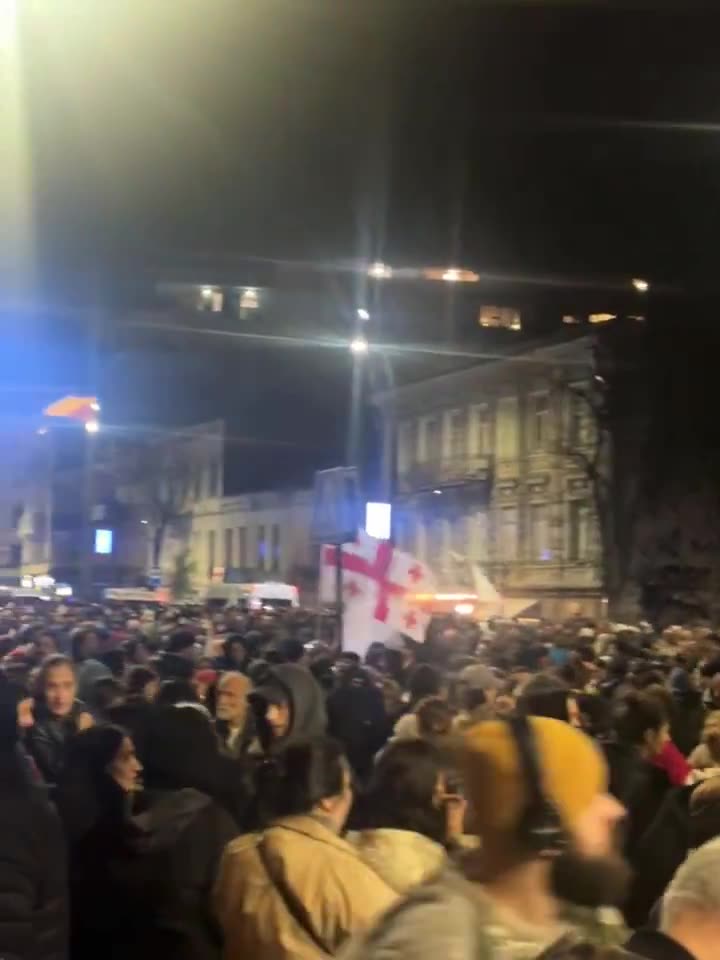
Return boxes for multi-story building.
[180,488,315,595]
[377,336,603,617]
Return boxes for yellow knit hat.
[462,717,608,838]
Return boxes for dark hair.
[576,693,612,738]
[407,664,442,708]
[255,737,346,823]
[279,638,306,663]
[55,724,128,842]
[156,678,198,706]
[34,654,75,699]
[89,676,124,715]
[166,629,196,654]
[126,665,158,698]
[123,636,151,662]
[416,696,454,739]
[365,642,387,671]
[612,691,666,747]
[363,739,448,843]
[71,627,99,661]
[517,674,571,723]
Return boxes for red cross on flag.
[319,530,435,656]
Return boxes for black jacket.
[69,787,238,960]
[26,703,85,788]
[0,773,68,960]
[626,930,696,960]
[604,741,672,862]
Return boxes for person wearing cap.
[344,717,629,960]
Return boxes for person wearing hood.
[0,677,68,960]
[248,662,327,753]
[58,721,238,960]
[72,627,112,703]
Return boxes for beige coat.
[351,828,446,894]
[214,815,397,960]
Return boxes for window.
[470,405,492,456]
[478,305,522,331]
[208,461,221,498]
[420,415,441,463]
[568,500,590,562]
[207,530,216,577]
[271,524,281,570]
[529,393,549,451]
[397,420,416,474]
[238,526,247,567]
[567,392,589,448]
[256,525,266,569]
[499,507,519,561]
[496,398,519,460]
[224,528,234,570]
[529,504,550,561]
[448,409,467,459]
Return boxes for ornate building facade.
[378,336,603,617]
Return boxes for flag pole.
[335,542,343,652]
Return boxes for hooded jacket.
[250,664,327,752]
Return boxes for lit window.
[588,313,616,325]
[239,287,259,310]
[198,287,223,312]
[478,305,522,331]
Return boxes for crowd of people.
[4,598,720,960]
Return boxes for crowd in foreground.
[4,602,720,960]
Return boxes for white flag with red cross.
[319,531,435,656]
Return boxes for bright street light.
[350,336,369,355]
[85,419,100,434]
[632,277,649,293]
[442,268,461,282]
[90,401,100,412]
[368,261,392,279]
[357,308,370,321]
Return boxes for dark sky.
[20,0,720,287]
[6,0,720,490]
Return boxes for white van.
[204,581,299,610]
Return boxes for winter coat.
[69,787,238,960]
[350,828,446,894]
[26,702,86,788]
[0,776,68,960]
[340,865,628,960]
[604,742,673,862]
[141,706,249,829]
[214,814,397,960]
[326,683,389,782]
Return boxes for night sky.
[5,1,720,488]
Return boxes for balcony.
[398,455,493,495]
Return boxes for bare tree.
[559,324,649,619]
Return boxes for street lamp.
[632,277,649,293]
[357,308,370,321]
[368,262,392,279]
[85,419,100,434]
[350,336,369,355]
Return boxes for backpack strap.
[257,838,332,956]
